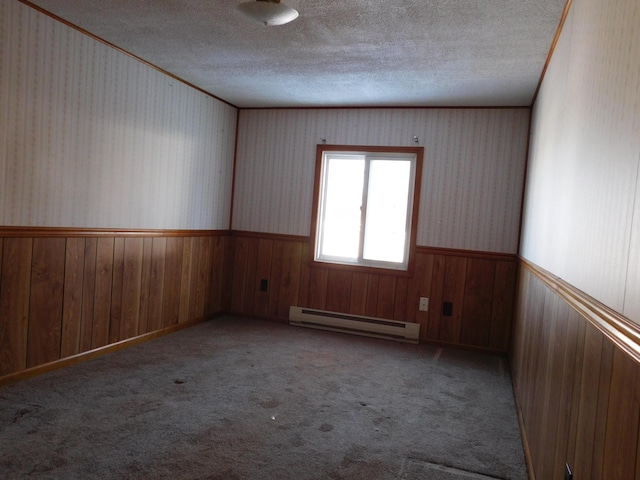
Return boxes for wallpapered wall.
[0,2,237,230]
[233,108,530,254]
[520,0,640,323]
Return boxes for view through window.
[312,146,422,271]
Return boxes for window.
[311,145,423,272]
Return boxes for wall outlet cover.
[419,297,429,311]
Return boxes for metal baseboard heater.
[289,306,420,343]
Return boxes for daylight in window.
[314,148,420,271]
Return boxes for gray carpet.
[0,317,527,479]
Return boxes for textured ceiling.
[25,0,567,108]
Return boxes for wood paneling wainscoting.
[511,260,640,480]
[0,228,231,382]
[0,227,517,383]
[228,231,518,352]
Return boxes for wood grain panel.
[187,237,203,320]
[427,255,446,340]
[460,258,495,347]
[267,240,284,317]
[512,261,640,480]
[243,237,259,316]
[137,237,153,335]
[365,274,380,318]
[308,268,328,310]
[162,237,184,328]
[253,239,273,317]
[592,339,614,480]
[61,238,85,357]
[573,323,606,479]
[201,238,214,317]
[535,294,567,480]
[27,238,66,367]
[411,253,433,339]
[565,316,587,472]
[0,238,33,375]
[490,260,517,351]
[147,237,166,333]
[231,236,250,313]
[439,256,467,344]
[393,277,409,321]
[224,234,516,351]
[221,237,235,313]
[376,275,396,320]
[121,238,143,338]
[297,242,311,309]
[551,305,582,480]
[178,237,194,324]
[109,238,125,343]
[208,236,226,314]
[602,347,640,479]
[519,270,547,419]
[325,270,352,314]
[81,238,97,351]
[277,242,303,317]
[0,232,230,380]
[349,272,369,316]
[1,230,515,380]
[529,288,558,476]
[220,235,515,351]
[93,237,114,349]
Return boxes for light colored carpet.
[0,317,527,479]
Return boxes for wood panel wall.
[228,232,518,352]
[0,232,230,378]
[511,263,640,480]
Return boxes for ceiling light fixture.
[236,0,299,26]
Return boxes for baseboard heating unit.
[289,306,420,343]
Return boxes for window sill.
[308,259,414,278]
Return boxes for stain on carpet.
[259,398,281,408]
[319,423,333,432]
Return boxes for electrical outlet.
[419,297,429,311]
[565,463,572,480]
[442,302,453,316]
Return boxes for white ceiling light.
[236,0,299,26]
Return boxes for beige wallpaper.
[233,108,529,254]
[520,0,640,321]
[1,1,237,230]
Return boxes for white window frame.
[311,145,423,273]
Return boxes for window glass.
[313,147,421,272]
[319,155,364,260]
[363,159,411,263]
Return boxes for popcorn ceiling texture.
[26,0,567,108]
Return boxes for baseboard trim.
[520,258,640,365]
[0,313,223,388]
